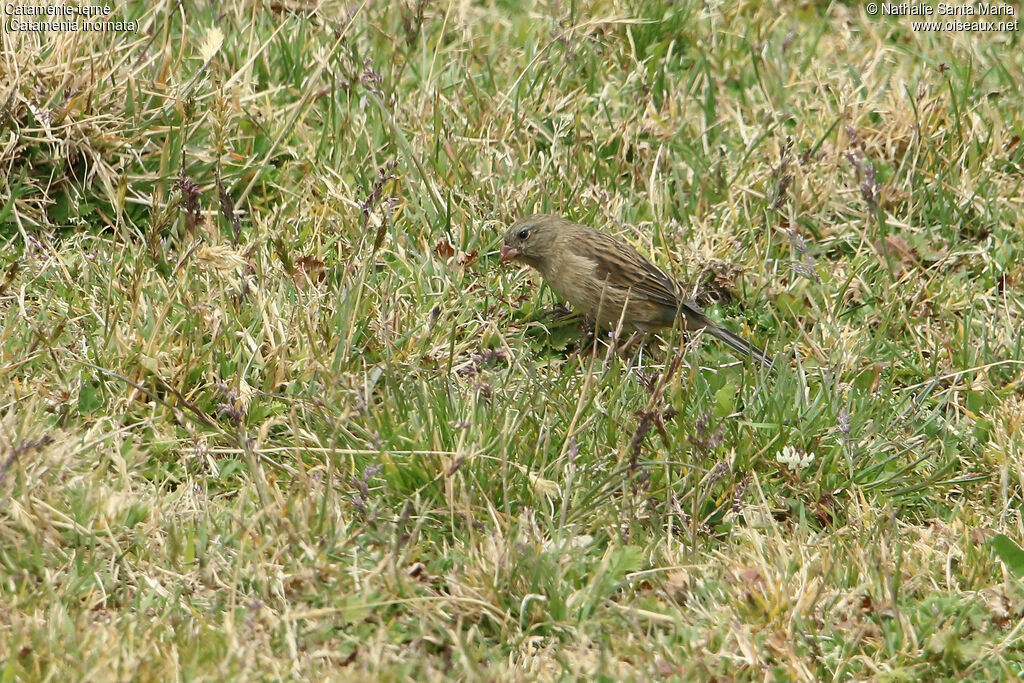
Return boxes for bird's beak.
[499,245,520,264]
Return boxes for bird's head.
[499,214,563,269]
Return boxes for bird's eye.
[517,229,529,240]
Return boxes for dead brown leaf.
[434,240,455,259]
[293,255,325,286]
[875,234,918,276]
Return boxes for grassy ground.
[2,0,1024,678]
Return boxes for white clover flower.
[776,445,815,471]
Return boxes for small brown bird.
[500,214,771,366]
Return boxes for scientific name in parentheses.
[880,2,1016,15]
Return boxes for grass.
[2,0,1024,678]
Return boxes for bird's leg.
[579,318,596,345]
[560,318,598,366]
[574,319,598,356]
[544,304,575,321]
[617,331,644,359]
[613,332,657,382]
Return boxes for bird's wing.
[574,231,684,310]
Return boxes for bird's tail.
[678,300,773,367]
[704,323,773,368]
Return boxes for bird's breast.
[539,252,639,330]
[540,252,598,306]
